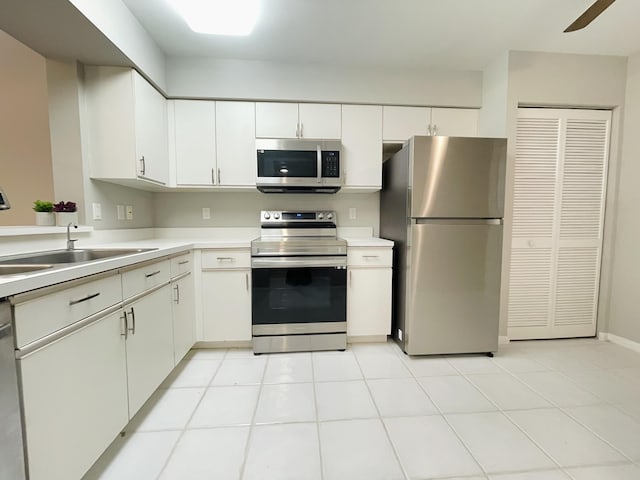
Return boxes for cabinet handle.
[349,270,352,287]
[69,292,100,306]
[211,168,215,185]
[121,311,128,339]
[245,272,249,291]
[140,156,146,176]
[145,270,161,278]
[362,255,380,259]
[217,168,221,184]
[295,122,300,138]
[431,124,438,135]
[216,257,234,262]
[299,122,303,138]
[174,284,180,304]
[128,307,136,335]
[178,260,189,265]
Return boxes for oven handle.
[251,256,347,269]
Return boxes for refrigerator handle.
[414,218,502,226]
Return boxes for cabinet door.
[298,103,341,139]
[19,311,128,480]
[382,106,430,142]
[202,270,251,342]
[341,104,383,188]
[347,268,392,337]
[173,100,216,186]
[216,101,257,186]
[125,285,174,416]
[255,102,299,138]
[172,274,195,364]
[430,108,479,137]
[134,72,169,184]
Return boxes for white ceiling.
[121,0,640,70]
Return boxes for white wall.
[479,52,509,137]
[153,191,380,235]
[166,57,482,107]
[498,51,628,338]
[606,50,640,344]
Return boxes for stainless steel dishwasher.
[0,299,27,479]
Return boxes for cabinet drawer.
[121,259,170,299]
[201,249,251,269]
[347,248,393,267]
[170,252,193,277]
[13,272,122,348]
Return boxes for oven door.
[251,256,347,334]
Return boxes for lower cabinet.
[171,272,195,363]
[347,246,393,339]
[201,269,252,342]
[18,310,129,480]
[124,284,175,416]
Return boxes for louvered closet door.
[508,108,610,340]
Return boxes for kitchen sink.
[0,248,157,266]
[0,265,54,275]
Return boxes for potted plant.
[53,201,78,226]
[33,200,55,226]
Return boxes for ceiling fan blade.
[564,0,616,32]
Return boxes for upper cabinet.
[84,66,169,185]
[341,105,383,190]
[382,106,479,142]
[169,100,256,187]
[255,102,341,139]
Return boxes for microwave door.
[258,150,318,180]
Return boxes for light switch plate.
[116,205,125,220]
[202,207,211,220]
[125,205,133,220]
[349,207,357,220]
[92,202,102,220]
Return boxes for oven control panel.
[260,210,336,225]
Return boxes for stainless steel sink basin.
[0,248,157,266]
[0,265,54,275]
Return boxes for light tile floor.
[83,339,640,480]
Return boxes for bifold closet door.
[508,108,610,340]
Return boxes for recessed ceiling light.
[167,0,260,36]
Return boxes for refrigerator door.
[410,136,506,219]
[404,219,502,355]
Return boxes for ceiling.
[120,0,640,70]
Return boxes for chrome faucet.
[66,222,78,250]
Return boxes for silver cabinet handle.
[427,125,432,136]
[211,168,215,184]
[295,122,300,138]
[432,124,438,135]
[145,270,161,278]
[128,307,136,335]
[349,270,352,287]
[121,311,128,339]
[245,272,249,291]
[178,260,189,265]
[299,122,303,138]
[316,144,322,184]
[69,292,100,306]
[217,168,221,184]
[362,255,380,259]
[174,284,180,304]
[140,156,146,175]
[216,257,234,262]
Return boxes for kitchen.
[2,1,640,479]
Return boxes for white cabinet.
[85,66,169,185]
[256,102,341,139]
[341,104,383,189]
[18,310,129,480]
[171,100,216,186]
[383,106,478,142]
[347,247,393,339]
[215,101,257,186]
[171,254,195,363]
[201,249,252,342]
[170,100,256,187]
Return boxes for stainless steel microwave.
[256,139,342,193]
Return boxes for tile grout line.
[154,348,229,480]
[237,350,269,480]
[310,351,325,480]
[350,345,411,480]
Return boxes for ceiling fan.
[564,0,616,32]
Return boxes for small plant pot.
[35,212,55,226]
[55,211,78,226]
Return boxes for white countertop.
[0,235,392,298]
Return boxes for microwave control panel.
[322,151,340,178]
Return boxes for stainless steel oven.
[251,211,347,353]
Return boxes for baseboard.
[194,341,252,349]
[347,335,388,343]
[499,336,510,345]
[600,332,640,354]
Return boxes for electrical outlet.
[125,205,133,220]
[116,205,125,220]
[349,207,357,220]
[92,202,102,221]
[202,207,211,220]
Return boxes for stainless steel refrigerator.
[380,135,506,355]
